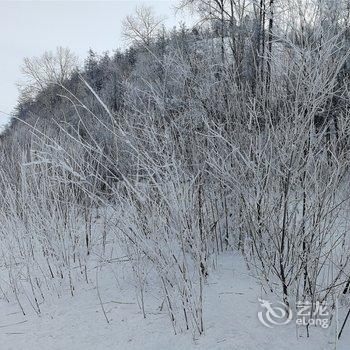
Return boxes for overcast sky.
[0,0,194,129]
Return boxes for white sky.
[0,0,194,129]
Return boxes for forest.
[0,0,350,348]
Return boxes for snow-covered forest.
[0,0,350,348]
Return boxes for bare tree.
[19,46,78,100]
[122,6,164,47]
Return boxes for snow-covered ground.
[0,253,348,350]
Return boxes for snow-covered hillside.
[1,1,350,349]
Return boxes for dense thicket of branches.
[0,0,350,338]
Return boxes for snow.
[0,252,348,350]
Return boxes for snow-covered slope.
[0,253,348,350]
